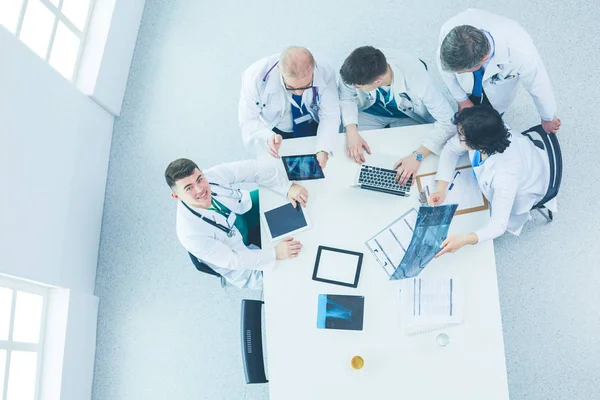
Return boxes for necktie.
[290,94,317,138]
[472,67,485,98]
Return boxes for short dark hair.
[453,106,511,154]
[440,25,490,71]
[164,158,199,189]
[340,46,388,85]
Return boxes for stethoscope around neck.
[209,182,243,203]
[182,183,243,237]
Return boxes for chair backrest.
[187,252,221,277]
[521,125,563,209]
[240,299,268,384]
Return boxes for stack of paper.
[398,277,464,335]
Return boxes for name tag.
[294,114,313,124]
[227,212,237,227]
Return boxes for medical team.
[165,9,560,289]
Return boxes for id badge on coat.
[226,212,237,228]
[294,114,313,124]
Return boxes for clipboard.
[365,208,418,277]
[415,165,488,216]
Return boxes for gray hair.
[279,46,315,79]
[440,25,490,72]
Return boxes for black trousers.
[272,126,318,140]
[468,91,492,108]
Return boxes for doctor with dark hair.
[430,106,556,257]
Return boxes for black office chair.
[241,299,268,384]
[521,125,563,222]
[187,252,226,287]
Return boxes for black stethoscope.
[182,183,244,237]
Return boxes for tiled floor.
[93,1,600,399]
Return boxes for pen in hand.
[449,171,461,191]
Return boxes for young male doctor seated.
[338,46,455,184]
[239,46,340,169]
[165,158,308,289]
[430,106,556,257]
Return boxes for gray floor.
[92,0,600,399]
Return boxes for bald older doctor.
[239,46,340,168]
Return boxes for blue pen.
[448,171,461,191]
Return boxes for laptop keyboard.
[358,164,412,197]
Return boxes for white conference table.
[257,125,509,400]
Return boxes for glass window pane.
[0,0,25,33]
[49,22,80,80]
[0,287,12,340]
[7,351,37,400]
[12,292,43,344]
[19,0,56,59]
[0,350,6,398]
[61,0,91,31]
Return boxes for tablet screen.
[264,203,309,239]
[281,155,325,181]
[312,246,363,288]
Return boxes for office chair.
[521,125,563,222]
[187,252,226,287]
[241,299,268,384]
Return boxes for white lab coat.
[239,52,341,154]
[176,160,292,289]
[435,133,556,243]
[339,49,456,154]
[436,9,557,119]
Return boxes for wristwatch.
[412,151,423,161]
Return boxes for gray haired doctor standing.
[437,9,561,134]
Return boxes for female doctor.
[165,158,308,289]
[430,106,556,258]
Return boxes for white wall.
[0,0,145,396]
[0,26,110,400]
[0,27,111,294]
[60,292,100,400]
[78,0,147,115]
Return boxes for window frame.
[11,0,96,82]
[0,275,49,400]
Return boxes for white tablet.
[262,203,311,242]
[312,246,363,288]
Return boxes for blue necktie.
[472,150,481,167]
[472,67,485,98]
[290,94,317,138]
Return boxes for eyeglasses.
[282,74,314,91]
